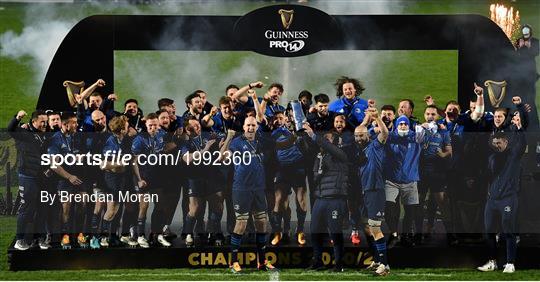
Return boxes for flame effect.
[489,3,521,43]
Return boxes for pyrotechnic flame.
[489,3,521,43]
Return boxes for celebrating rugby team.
[8,76,530,275]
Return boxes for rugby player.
[269,111,308,246]
[328,76,369,128]
[101,115,146,247]
[181,118,225,247]
[354,108,390,275]
[131,113,171,248]
[224,116,298,273]
[416,105,453,245]
[384,115,425,247]
[48,113,88,249]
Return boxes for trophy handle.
[484,80,507,108]
[63,80,86,108]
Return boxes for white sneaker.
[477,260,497,272]
[185,234,194,247]
[374,263,390,276]
[100,236,109,248]
[503,263,515,273]
[137,236,150,248]
[157,234,171,247]
[120,235,138,247]
[14,239,30,251]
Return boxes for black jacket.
[311,134,349,198]
[487,130,526,200]
[8,117,48,177]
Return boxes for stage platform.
[7,234,540,271]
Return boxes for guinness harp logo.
[484,80,507,108]
[278,9,294,29]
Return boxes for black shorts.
[363,189,386,221]
[103,172,126,201]
[187,178,221,198]
[57,179,89,194]
[275,163,306,189]
[232,189,267,214]
[419,170,447,194]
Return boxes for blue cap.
[396,115,410,126]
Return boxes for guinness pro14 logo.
[265,9,308,53]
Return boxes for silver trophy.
[290,100,307,132]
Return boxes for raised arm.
[232,81,264,104]
[471,83,484,122]
[201,106,218,128]
[370,109,388,144]
[79,79,106,101]
[247,89,266,124]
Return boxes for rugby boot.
[258,260,278,272]
[14,239,30,251]
[502,263,515,273]
[214,233,225,247]
[185,234,194,247]
[365,261,381,271]
[120,235,138,248]
[350,230,361,246]
[374,264,390,276]
[230,262,242,274]
[270,232,282,246]
[90,236,100,249]
[163,225,177,240]
[61,234,71,249]
[77,233,89,248]
[137,236,150,248]
[38,237,51,250]
[157,234,172,247]
[477,260,497,272]
[297,231,306,246]
[99,236,109,248]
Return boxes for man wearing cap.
[384,115,425,247]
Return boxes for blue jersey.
[257,97,286,118]
[271,127,303,165]
[384,131,422,184]
[103,134,133,157]
[48,131,86,175]
[234,97,255,117]
[438,119,465,169]
[180,133,218,179]
[211,112,243,134]
[132,131,165,183]
[328,96,368,128]
[229,134,276,191]
[420,128,451,170]
[359,138,386,191]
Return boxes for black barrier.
[36,5,538,130]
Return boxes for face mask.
[398,129,409,137]
[523,27,531,39]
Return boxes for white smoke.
[0,20,74,83]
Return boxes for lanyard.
[61,133,74,153]
[243,136,262,164]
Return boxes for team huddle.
[9,76,530,275]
